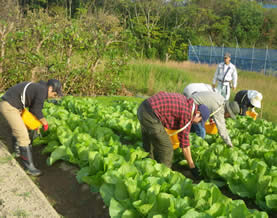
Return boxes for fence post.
[209,35,213,64]
[251,45,255,72]
[235,44,238,65]
[199,45,201,62]
[222,44,224,61]
[188,39,200,63]
[235,37,239,65]
[264,46,268,75]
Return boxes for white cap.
[247,90,263,108]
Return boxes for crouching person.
[0,79,63,176]
[137,91,210,177]
[190,91,240,147]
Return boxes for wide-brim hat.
[226,101,240,119]
[248,91,263,108]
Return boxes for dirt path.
[0,113,110,218]
[0,143,60,217]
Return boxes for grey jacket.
[191,91,232,146]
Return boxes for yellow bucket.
[205,122,218,135]
[21,108,42,130]
[246,110,257,120]
[165,128,180,150]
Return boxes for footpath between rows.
[0,140,60,218]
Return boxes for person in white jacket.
[212,53,238,101]
[183,83,215,98]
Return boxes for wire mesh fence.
[188,45,277,76]
[262,4,277,8]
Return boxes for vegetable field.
[34,96,277,218]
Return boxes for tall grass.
[121,59,277,123]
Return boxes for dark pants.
[137,101,173,168]
[191,123,206,139]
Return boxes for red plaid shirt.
[148,91,197,148]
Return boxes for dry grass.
[131,59,277,122]
[144,59,217,83]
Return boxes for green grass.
[13,209,29,217]
[95,95,145,105]
[0,155,13,164]
[120,59,277,123]
[16,192,31,200]
[121,61,194,95]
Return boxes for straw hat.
[248,90,263,108]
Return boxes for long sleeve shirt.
[1,81,48,119]
[191,91,233,146]
[213,62,238,88]
[148,91,197,148]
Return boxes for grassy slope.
[121,59,277,123]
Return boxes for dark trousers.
[137,101,173,168]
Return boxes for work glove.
[190,167,201,180]
[43,123,49,132]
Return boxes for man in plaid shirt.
[137,91,210,177]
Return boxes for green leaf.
[216,163,234,179]
[114,181,129,201]
[132,200,154,215]
[121,209,139,218]
[265,194,277,209]
[124,177,141,201]
[109,198,125,218]
[47,145,67,165]
[157,193,173,213]
[76,167,90,183]
[100,183,115,206]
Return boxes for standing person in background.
[190,91,240,147]
[0,79,63,176]
[183,83,215,98]
[212,53,238,101]
[234,90,263,115]
[137,91,210,178]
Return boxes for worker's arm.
[182,146,195,169]
[232,66,238,91]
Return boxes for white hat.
[248,90,263,108]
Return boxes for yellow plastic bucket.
[165,128,180,150]
[205,122,218,135]
[246,110,257,120]
[21,108,42,130]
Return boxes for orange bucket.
[205,122,218,134]
[21,108,42,130]
[246,110,257,120]
[165,128,180,150]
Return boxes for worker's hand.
[190,167,201,179]
[43,123,49,132]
